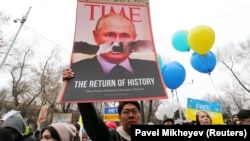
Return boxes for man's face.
[232,115,239,121]
[93,14,137,64]
[119,103,141,130]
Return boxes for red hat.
[105,121,117,129]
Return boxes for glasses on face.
[121,109,139,116]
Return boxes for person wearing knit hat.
[41,122,76,141]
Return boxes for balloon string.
[208,74,226,106]
[171,91,174,116]
[174,89,183,120]
[165,93,174,118]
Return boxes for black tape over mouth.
[112,42,124,53]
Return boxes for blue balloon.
[161,61,186,90]
[171,30,190,52]
[190,51,216,74]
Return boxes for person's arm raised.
[78,103,110,141]
[62,68,110,141]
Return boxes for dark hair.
[74,123,80,131]
[237,109,250,120]
[182,122,195,125]
[231,114,238,118]
[195,111,212,125]
[163,118,175,124]
[225,119,232,125]
[118,101,140,114]
[41,126,60,141]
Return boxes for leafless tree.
[216,39,250,94]
[202,37,250,115]
[0,12,10,48]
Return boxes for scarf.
[116,126,130,141]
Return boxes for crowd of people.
[162,109,250,125]
[0,101,250,141]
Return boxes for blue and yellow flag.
[186,98,224,124]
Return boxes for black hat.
[237,109,250,120]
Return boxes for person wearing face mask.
[195,110,213,125]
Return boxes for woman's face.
[197,111,212,125]
[40,129,58,141]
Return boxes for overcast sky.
[1,0,250,107]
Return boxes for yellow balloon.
[188,25,215,55]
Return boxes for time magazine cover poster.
[58,0,168,103]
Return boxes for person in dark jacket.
[0,127,14,141]
[77,102,140,141]
[1,112,38,141]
